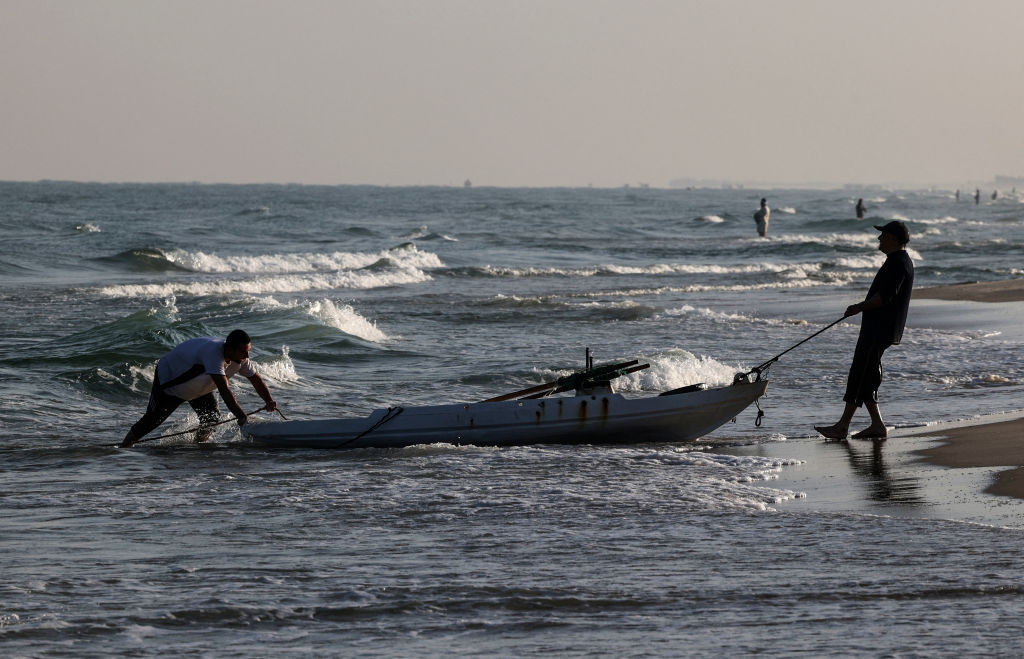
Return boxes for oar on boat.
[480,360,644,402]
[519,363,650,399]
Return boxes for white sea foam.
[536,348,743,391]
[98,267,431,298]
[762,232,877,248]
[833,255,885,269]
[481,261,827,278]
[605,447,806,511]
[660,305,797,328]
[695,215,725,223]
[251,297,390,343]
[306,299,388,343]
[75,223,101,232]
[402,225,429,239]
[162,244,443,274]
[777,207,797,214]
[257,345,300,383]
[569,275,857,298]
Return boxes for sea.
[2,181,1023,656]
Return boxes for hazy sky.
[2,0,1022,187]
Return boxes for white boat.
[243,358,768,450]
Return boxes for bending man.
[815,221,914,440]
[121,329,277,447]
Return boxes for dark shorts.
[843,337,890,407]
[129,374,220,439]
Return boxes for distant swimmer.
[814,221,914,441]
[955,189,960,202]
[974,189,980,205]
[753,198,770,237]
[121,330,278,447]
[855,198,866,219]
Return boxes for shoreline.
[910,278,1024,499]
[915,278,1024,303]
[904,415,1024,500]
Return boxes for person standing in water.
[814,221,914,441]
[121,329,278,447]
[855,198,866,219]
[753,198,770,237]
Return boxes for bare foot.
[851,425,888,440]
[814,424,849,440]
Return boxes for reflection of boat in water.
[244,358,768,450]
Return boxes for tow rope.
[129,407,287,445]
[333,406,405,449]
[738,315,847,384]
[732,315,847,428]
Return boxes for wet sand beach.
[915,277,1024,303]
[910,279,1024,500]
[720,410,1024,529]
[908,417,1024,500]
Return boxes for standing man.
[814,221,914,440]
[753,198,770,237]
[121,329,277,447]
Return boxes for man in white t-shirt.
[753,198,770,237]
[121,329,278,447]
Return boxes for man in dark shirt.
[815,221,914,440]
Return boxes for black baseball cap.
[873,220,910,244]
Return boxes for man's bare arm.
[211,374,247,425]
[246,373,277,412]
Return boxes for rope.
[333,406,405,449]
[131,407,275,445]
[745,315,847,381]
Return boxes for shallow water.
[2,182,1024,654]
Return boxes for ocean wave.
[400,225,458,242]
[906,215,960,225]
[97,267,431,298]
[832,255,885,269]
[694,215,725,223]
[445,261,829,279]
[255,345,300,383]
[756,232,877,248]
[468,295,659,322]
[0,259,34,275]
[255,297,389,343]
[35,300,185,368]
[776,207,797,214]
[95,248,194,272]
[562,275,857,299]
[233,206,271,216]
[75,223,100,233]
[158,243,443,274]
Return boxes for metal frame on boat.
[243,355,768,450]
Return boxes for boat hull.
[243,380,768,450]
